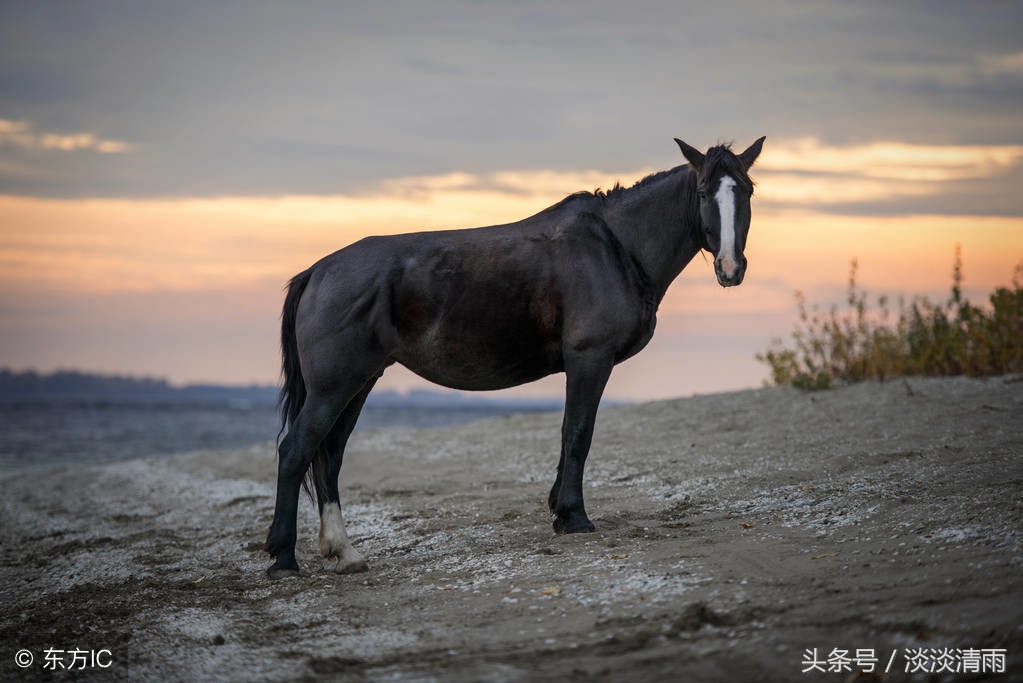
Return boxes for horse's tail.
[277,269,312,481]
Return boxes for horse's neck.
[602,168,703,303]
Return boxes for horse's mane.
[598,145,755,201]
[541,165,689,215]
[541,143,754,218]
[539,145,756,222]
[600,166,683,202]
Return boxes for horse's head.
[675,137,765,287]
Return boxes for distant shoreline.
[0,368,566,410]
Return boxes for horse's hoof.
[553,516,596,535]
[329,557,369,575]
[266,559,301,580]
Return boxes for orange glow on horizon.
[2,141,1022,392]
[1,193,1018,302]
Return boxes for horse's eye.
[698,190,707,201]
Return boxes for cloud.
[979,50,1023,76]
[0,119,132,153]
[754,138,1023,206]
[758,138,1023,181]
[876,61,1020,90]
[374,169,645,202]
[365,140,1023,216]
[3,5,1023,199]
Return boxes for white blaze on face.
[714,175,738,278]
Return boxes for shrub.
[757,247,1023,389]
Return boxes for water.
[0,400,559,474]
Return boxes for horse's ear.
[675,138,704,172]
[739,136,766,170]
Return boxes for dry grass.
[758,246,1023,389]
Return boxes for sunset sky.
[1,2,1021,400]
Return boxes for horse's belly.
[394,328,562,392]
[400,360,555,392]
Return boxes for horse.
[264,136,766,578]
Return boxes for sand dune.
[1,376,1021,681]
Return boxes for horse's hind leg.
[265,393,346,578]
[265,353,386,578]
[312,375,380,574]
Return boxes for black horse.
[265,137,765,578]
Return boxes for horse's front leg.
[551,350,613,534]
[547,412,568,515]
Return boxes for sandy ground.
[1,376,1022,682]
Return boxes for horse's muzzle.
[714,254,747,287]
